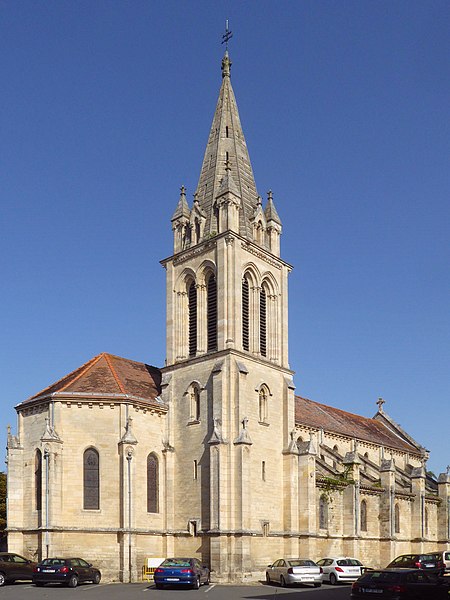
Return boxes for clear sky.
[2,1,449,475]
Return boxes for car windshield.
[362,571,400,583]
[161,559,191,567]
[288,560,316,567]
[337,559,362,566]
[41,559,66,566]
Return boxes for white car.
[316,557,363,585]
[266,558,323,587]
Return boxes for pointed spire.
[171,185,191,221]
[265,190,282,225]
[194,53,259,239]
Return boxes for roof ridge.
[104,353,126,394]
[58,353,105,392]
[25,353,103,400]
[296,395,378,424]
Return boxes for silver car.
[266,558,323,587]
[316,557,363,584]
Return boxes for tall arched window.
[259,387,268,423]
[319,495,328,529]
[242,276,250,351]
[260,287,267,357]
[394,503,400,533]
[190,385,200,422]
[360,499,367,532]
[188,281,197,357]
[207,273,217,351]
[83,448,99,510]
[147,454,159,513]
[35,449,42,511]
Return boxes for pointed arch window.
[147,454,159,513]
[259,386,268,423]
[242,276,250,351]
[207,273,217,351]
[189,385,200,422]
[188,281,197,357]
[360,499,368,532]
[35,449,42,511]
[260,287,267,357]
[394,503,400,534]
[83,448,99,510]
[319,495,329,529]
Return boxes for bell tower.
[160,50,297,581]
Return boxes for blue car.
[154,558,210,589]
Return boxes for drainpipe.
[126,449,133,583]
[43,447,50,558]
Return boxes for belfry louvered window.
[207,274,217,351]
[35,449,42,511]
[242,276,249,351]
[147,454,159,513]
[188,281,197,357]
[260,287,267,357]
[83,448,99,510]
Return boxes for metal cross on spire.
[222,19,233,50]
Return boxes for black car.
[154,557,210,589]
[0,553,37,586]
[386,553,445,575]
[351,568,450,599]
[32,557,101,587]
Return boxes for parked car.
[32,557,101,587]
[265,558,323,587]
[351,568,450,599]
[438,550,450,573]
[316,557,364,584]
[153,558,210,589]
[386,553,445,575]
[0,553,37,586]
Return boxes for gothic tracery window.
[242,275,250,351]
[83,447,99,510]
[147,453,159,513]
[260,287,267,357]
[394,503,400,533]
[207,273,217,351]
[35,449,42,511]
[319,495,329,529]
[360,499,367,532]
[188,281,197,357]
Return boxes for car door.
[317,559,331,581]
[405,571,438,599]
[78,558,94,582]
[9,554,34,580]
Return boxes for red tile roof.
[18,353,162,407]
[295,395,418,453]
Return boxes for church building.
[7,50,450,583]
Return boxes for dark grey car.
[0,553,37,586]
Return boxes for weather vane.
[222,19,233,50]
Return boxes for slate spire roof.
[17,353,163,407]
[194,51,259,238]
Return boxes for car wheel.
[155,583,163,589]
[329,573,337,585]
[68,575,79,588]
[280,575,286,587]
[193,577,201,590]
[0,573,5,587]
[203,574,210,586]
[93,572,101,584]
[314,582,321,588]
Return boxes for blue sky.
[2,1,449,475]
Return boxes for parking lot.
[0,581,352,600]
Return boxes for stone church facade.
[7,51,450,583]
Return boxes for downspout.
[126,449,133,583]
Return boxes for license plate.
[361,590,382,594]
[300,578,313,582]
[42,569,55,573]
[424,564,435,568]
[166,578,180,581]
[349,568,359,572]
